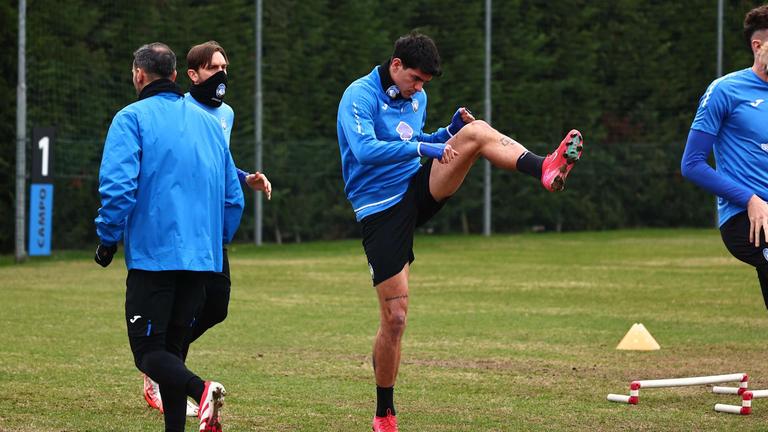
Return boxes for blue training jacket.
[337,66,451,221]
[185,93,250,184]
[95,91,244,272]
[185,93,235,144]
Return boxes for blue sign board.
[28,183,53,256]
[29,127,55,256]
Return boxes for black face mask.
[189,70,228,107]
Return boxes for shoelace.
[375,414,397,431]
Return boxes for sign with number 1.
[29,127,55,256]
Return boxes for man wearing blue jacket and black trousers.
[337,32,584,432]
[182,40,271,359]
[94,42,244,432]
[140,40,273,419]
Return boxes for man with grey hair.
[94,42,243,432]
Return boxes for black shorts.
[720,211,768,270]
[360,160,447,286]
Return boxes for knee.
[470,119,491,129]
[200,287,230,326]
[129,334,165,372]
[381,309,408,339]
[136,348,164,374]
[208,302,228,325]
[454,120,493,148]
[458,120,491,138]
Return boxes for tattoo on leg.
[385,294,408,302]
[500,136,514,146]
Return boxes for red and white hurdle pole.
[713,386,768,415]
[711,381,751,396]
[714,391,754,415]
[607,373,748,405]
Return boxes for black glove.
[94,243,117,268]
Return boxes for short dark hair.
[186,40,229,71]
[744,5,768,47]
[392,32,442,77]
[133,42,176,79]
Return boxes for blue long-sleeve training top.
[186,93,250,184]
[682,68,768,226]
[337,66,451,220]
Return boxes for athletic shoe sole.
[201,386,226,432]
[543,130,583,192]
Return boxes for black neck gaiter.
[189,70,228,107]
[138,78,184,101]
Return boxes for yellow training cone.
[616,323,660,351]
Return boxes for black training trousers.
[125,269,208,432]
[181,248,232,361]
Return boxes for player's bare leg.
[430,120,583,200]
[373,263,409,387]
[371,263,409,430]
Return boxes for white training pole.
[714,404,746,414]
[636,373,746,389]
[714,387,768,398]
[712,386,740,394]
[608,373,747,405]
[713,391,753,415]
[607,394,631,403]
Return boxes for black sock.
[516,151,544,179]
[376,386,395,417]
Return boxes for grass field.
[2,229,768,431]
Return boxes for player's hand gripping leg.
[747,195,768,247]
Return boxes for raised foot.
[541,129,584,192]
